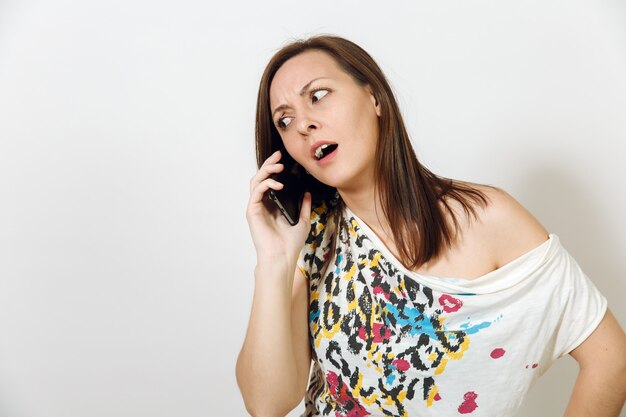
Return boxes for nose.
[296,113,319,135]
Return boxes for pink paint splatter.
[458,391,478,414]
[358,326,367,341]
[326,371,371,417]
[392,359,410,371]
[373,285,390,300]
[439,294,463,313]
[434,393,442,401]
[358,323,391,343]
[490,348,506,359]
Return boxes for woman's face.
[269,49,381,192]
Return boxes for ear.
[367,84,381,117]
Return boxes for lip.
[315,145,338,166]
[310,141,339,160]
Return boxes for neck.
[337,184,392,242]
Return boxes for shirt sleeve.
[552,242,608,360]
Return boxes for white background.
[0,0,624,416]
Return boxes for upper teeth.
[315,144,332,160]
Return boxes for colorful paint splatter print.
[296,200,608,416]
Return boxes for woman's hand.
[246,150,312,262]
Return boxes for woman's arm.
[236,262,312,417]
[563,308,626,417]
[236,150,313,416]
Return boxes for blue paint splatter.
[310,310,320,322]
[459,321,492,334]
[383,303,494,339]
[383,303,441,339]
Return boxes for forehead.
[269,50,347,106]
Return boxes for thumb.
[299,192,312,225]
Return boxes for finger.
[249,162,284,192]
[249,178,284,205]
[251,150,282,189]
[261,150,282,167]
[299,191,312,224]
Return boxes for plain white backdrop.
[0,0,624,416]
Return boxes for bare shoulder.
[451,182,550,269]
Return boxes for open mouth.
[314,144,339,161]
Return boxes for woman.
[236,35,626,416]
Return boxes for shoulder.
[472,184,551,268]
[445,182,550,269]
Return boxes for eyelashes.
[275,87,330,130]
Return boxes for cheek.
[281,139,307,165]
[345,99,378,135]
[348,110,379,148]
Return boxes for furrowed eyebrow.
[272,77,330,119]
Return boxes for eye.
[276,116,293,130]
[311,88,329,103]
[274,87,330,130]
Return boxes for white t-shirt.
[296,201,608,417]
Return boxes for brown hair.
[255,34,497,270]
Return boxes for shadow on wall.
[513,164,625,417]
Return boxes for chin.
[310,175,338,189]
[312,175,353,192]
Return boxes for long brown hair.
[255,34,497,270]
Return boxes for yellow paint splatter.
[322,318,342,339]
[444,335,470,360]
[344,263,356,281]
[434,357,448,375]
[349,219,359,238]
[426,384,440,407]
[369,252,381,268]
[360,392,379,406]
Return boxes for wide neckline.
[343,205,558,294]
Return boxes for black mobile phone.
[266,153,307,226]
